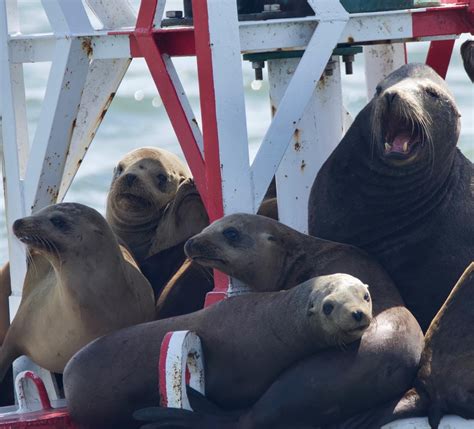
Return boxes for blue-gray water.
[0,1,473,264]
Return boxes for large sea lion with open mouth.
[309,63,474,331]
[68,214,422,429]
[106,147,211,316]
[0,203,155,382]
[65,273,372,429]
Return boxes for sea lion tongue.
[391,133,411,153]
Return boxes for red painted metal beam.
[413,5,473,38]
[426,39,455,78]
[133,1,207,207]
[191,0,228,303]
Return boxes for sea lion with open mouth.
[0,203,155,382]
[309,63,473,332]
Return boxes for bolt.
[342,54,355,75]
[252,60,265,80]
[166,10,183,19]
[263,3,281,12]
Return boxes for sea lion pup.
[461,40,474,82]
[64,273,372,429]
[309,63,473,332]
[0,203,155,382]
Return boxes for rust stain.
[271,105,277,117]
[293,129,301,151]
[300,160,306,171]
[81,38,93,58]
[347,36,355,44]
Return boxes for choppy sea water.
[0,1,473,264]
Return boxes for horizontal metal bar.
[8,5,473,64]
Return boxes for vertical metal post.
[364,44,406,100]
[192,0,253,300]
[271,57,344,233]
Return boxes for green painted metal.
[340,0,440,13]
[243,46,363,63]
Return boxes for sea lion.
[329,262,474,429]
[64,273,372,428]
[0,262,10,345]
[0,203,155,382]
[65,214,422,429]
[461,40,474,82]
[415,262,474,428]
[309,63,474,331]
[106,147,211,316]
[106,147,204,262]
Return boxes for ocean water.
[0,0,473,264]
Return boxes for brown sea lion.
[461,40,474,82]
[106,147,211,316]
[309,63,474,331]
[65,214,422,429]
[0,203,155,382]
[64,273,372,429]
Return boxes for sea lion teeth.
[385,143,391,152]
[403,142,408,152]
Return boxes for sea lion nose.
[125,173,137,187]
[13,219,24,234]
[352,310,363,322]
[385,92,398,105]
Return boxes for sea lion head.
[307,274,372,344]
[13,203,117,264]
[184,213,307,291]
[369,63,460,168]
[107,147,191,224]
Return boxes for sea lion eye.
[425,88,439,99]
[114,165,124,176]
[364,292,370,302]
[375,85,382,96]
[50,216,68,230]
[157,174,167,185]
[323,303,334,316]
[223,227,240,242]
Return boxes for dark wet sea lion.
[64,274,372,428]
[416,262,474,428]
[133,214,423,428]
[0,203,155,382]
[0,262,10,345]
[461,40,474,82]
[154,259,213,319]
[309,63,474,331]
[333,263,474,429]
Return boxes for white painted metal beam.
[207,1,253,215]
[250,0,349,210]
[0,0,28,300]
[59,0,136,200]
[23,37,90,211]
[364,44,407,100]
[271,57,344,233]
